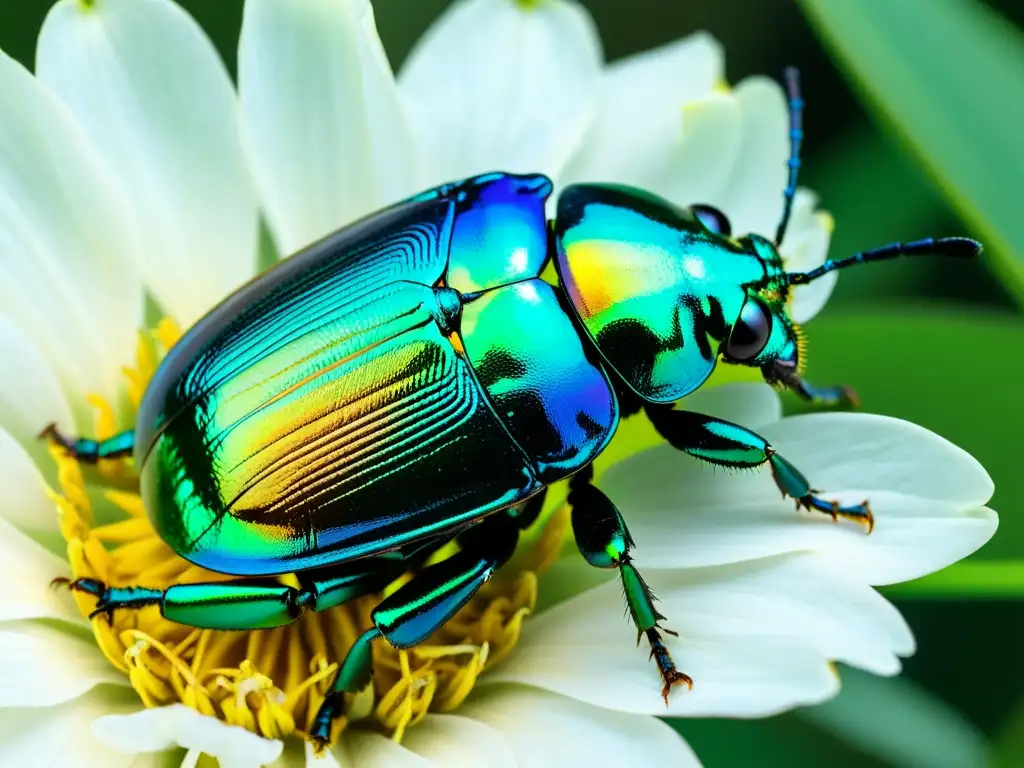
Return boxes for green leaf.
[798,666,989,768]
[797,0,1024,304]
[992,696,1024,768]
[805,128,949,305]
[673,714,871,768]
[793,308,1021,559]
[886,560,1024,599]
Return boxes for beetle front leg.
[786,375,859,409]
[309,517,520,750]
[39,424,136,463]
[646,404,873,531]
[764,362,859,409]
[568,465,691,703]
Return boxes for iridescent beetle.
[44,70,979,747]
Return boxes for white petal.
[633,91,743,209]
[490,624,836,718]
[0,687,142,768]
[37,0,259,327]
[501,553,912,714]
[603,413,997,582]
[339,730,430,768]
[401,714,515,768]
[93,704,282,768]
[660,555,915,674]
[781,189,836,323]
[0,51,141,407]
[564,32,723,190]
[0,427,61,537]
[621,76,788,237]
[679,381,782,430]
[0,315,73,450]
[399,0,601,185]
[627,493,995,587]
[800,666,989,768]
[711,77,789,239]
[491,562,847,716]
[763,413,993,505]
[546,552,915,674]
[130,754,181,768]
[239,0,419,255]
[460,684,701,767]
[605,32,722,106]
[298,741,344,768]
[0,622,123,706]
[0,515,82,624]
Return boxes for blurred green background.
[3,0,1023,765]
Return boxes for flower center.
[47,322,568,743]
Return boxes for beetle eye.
[690,205,732,237]
[725,298,773,362]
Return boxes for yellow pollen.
[47,322,569,744]
[792,322,809,376]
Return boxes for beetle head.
[716,220,980,393]
[711,228,806,388]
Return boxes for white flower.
[0,1,997,767]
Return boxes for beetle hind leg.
[39,424,136,463]
[54,577,162,623]
[568,466,692,703]
[54,557,406,629]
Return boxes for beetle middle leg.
[645,404,874,531]
[568,464,692,703]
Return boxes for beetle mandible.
[44,69,980,748]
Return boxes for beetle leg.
[53,557,405,629]
[645,404,874,532]
[39,424,136,463]
[567,466,691,703]
[775,370,859,409]
[309,517,521,751]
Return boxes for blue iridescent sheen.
[412,172,552,293]
[460,279,617,482]
[372,550,495,648]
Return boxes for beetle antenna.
[774,67,804,248]
[786,237,982,285]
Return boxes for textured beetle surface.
[135,173,617,576]
[47,69,982,750]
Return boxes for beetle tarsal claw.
[306,733,331,758]
[661,670,694,705]
[841,386,861,409]
[38,422,73,452]
[796,494,874,534]
[644,627,692,705]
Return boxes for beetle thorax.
[554,183,775,404]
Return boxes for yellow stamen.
[47,322,569,744]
